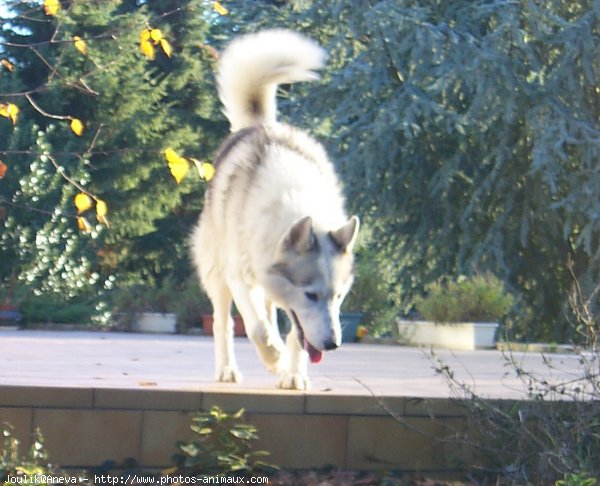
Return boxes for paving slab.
[0,330,588,399]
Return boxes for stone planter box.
[130,312,177,334]
[396,320,499,350]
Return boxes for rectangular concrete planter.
[130,312,177,334]
[397,319,498,350]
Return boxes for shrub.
[0,423,67,485]
[20,295,96,325]
[171,406,276,478]
[111,283,177,315]
[430,277,600,483]
[172,278,211,332]
[415,274,514,323]
[342,229,400,336]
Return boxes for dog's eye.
[304,292,319,302]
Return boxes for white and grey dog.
[191,30,359,390]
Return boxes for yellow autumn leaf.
[164,148,180,164]
[201,162,216,181]
[0,103,19,125]
[73,36,88,55]
[96,199,107,217]
[164,148,190,184]
[213,1,228,15]
[191,159,216,181]
[140,28,151,43]
[1,59,14,72]
[77,216,92,233]
[70,118,84,136]
[95,199,108,226]
[74,193,93,214]
[7,104,19,125]
[138,381,158,387]
[140,39,155,60]
[43,0,60,16]
[169,158,189,184]
[160,38,173,58]
[150,28,163,42]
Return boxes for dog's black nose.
[323,339,339,351]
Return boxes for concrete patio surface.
[0,329,591,473]
[0,329,586,399]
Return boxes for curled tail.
[217,29,326,132]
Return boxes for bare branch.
[25,93,71,121]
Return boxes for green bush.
[111,283,177,315]
[342,228,400,336]
[172,278,211,332]
[20,295,96,325]
[110,277,210,331]
[415,274,514,323]
[556,473,598,486]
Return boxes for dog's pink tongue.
[305,339,323,364]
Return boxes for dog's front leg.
[207,283,242,383]
[278,326,310,390]
[229,281,289,375]
[213,314,243,383]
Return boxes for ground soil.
[268,469,467,485]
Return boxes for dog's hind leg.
[206,280,242,383]
[228,281,289,375]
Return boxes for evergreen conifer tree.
[0,0,226,320]
[283,0,600,341]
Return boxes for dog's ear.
[329,216,359,253]
[282,216,317,254]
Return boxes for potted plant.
[169,278,247,337]
[172,278,211,334]
[0,275,26,330]
[341,242,398,341]
[112,283,177,334]
[397,274,514,350]
[0,297,21,330]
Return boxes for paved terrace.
[0,330,589,475]
[0,330,583,398]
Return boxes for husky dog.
[191,30,359,390]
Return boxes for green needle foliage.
[0,1,227,321]
[2,1,598,341]
[286,0,600,341]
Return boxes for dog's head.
[266,215,359,363]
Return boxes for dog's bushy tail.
[217,29,326,132]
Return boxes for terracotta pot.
[201,314,246,337]
[0,304,21,327]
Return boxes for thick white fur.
[191,30,358,390]
[217,29,326,131]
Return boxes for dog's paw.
[216,366,243,383]
[277,372,310,391]
[263,348,290,375]
[252,329,288,374]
